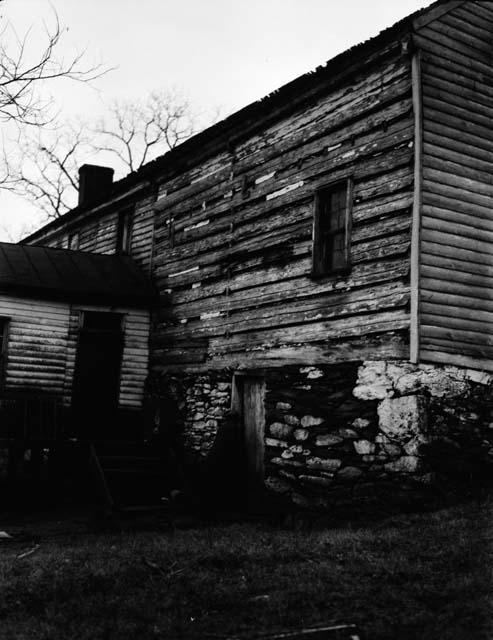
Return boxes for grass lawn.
[1,497,493,640]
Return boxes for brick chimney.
[78,164,114,207]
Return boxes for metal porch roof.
[0,242,155,307]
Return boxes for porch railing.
[0,394,65,443]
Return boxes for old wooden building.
[0,242,154,433]
[23,0,493,508]
[0,242,158,506]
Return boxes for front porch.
[0,394,172,512]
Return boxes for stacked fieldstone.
[264,361,493,508]
[160,360,493,510]
[176,375,231,456]
[264,363,380,509]
[0,448,8,478]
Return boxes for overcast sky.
[0,0,433,242]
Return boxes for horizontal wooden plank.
[467,2,493,26]
[420,348,493,373]
[453,5,493,33]
[422,204,493,234]
[423,68,493,119]
[421,229,493,263]
[423,70,493,117]
[414,30,493,78]
[421,330,493,354]
[421,264,493,292]
[424,118,493,161]
[151,332,409,372]
[424,147,493,190]
[155,284,410,342]
[422,214,493,245]
[423,136,493,182]
[421,301,493,326]
[207,309,409,355]
[421,276,493,304]
[163,256,410,316]
[421,313,491,336]
[423,176,493,214]
[420,288,493,314]
[425,14,493,55]
[423,96,493,150]
[422,189,493,226]
[440,10,493,45]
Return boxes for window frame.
[78,310,125,334]
[0,317,10,390]
[311,176,353,278]
[68,231,80,250]
[116,207,134,254]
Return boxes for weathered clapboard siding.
[42,205,155,272]
[28,181,156,272]
[0,295,150,408]
[63,308,79,404]
[131,194,156,272]
[0,296,71,397]
[119,309,151,407]
[151,48,415,371]
[415,0,493,371]
[78,213,118,254]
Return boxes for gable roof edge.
[413,0,466,29]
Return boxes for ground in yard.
[0,497,492,640]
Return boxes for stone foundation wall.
[157,373,232,457]
[157,360,493,510]
[0,448,8,478]
[264,361,493,509]
[263,363,379,508]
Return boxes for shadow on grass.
[0,496,492,639]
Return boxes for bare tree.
[93,90,196,172]
[5,90,209,219]
[0,9,106,129]
[0,3,110,231]
[4,121,87,219]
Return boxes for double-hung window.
[68,231,80,250]
[116,207,134,254]
[312,178,353,277]
[0,319,9,388]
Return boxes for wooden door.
[235,375,265,487]
[72,312,124,440]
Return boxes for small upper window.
[116,207,134,254]
[312,178,353,277]
[0,318,9,387]
[80,311,123,333]
[68,231,80,250]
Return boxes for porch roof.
[0,242,156,307]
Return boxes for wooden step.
[88,442,174,511]
[104,468,169,476]
[99,456,164,463]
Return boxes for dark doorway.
[232,374,265,489]
[72,311,124,440]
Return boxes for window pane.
[313,180,350,276]
[68,232,79,250]
[83,312,123,332]
[117,208,134,253]
[330,232,347,271]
